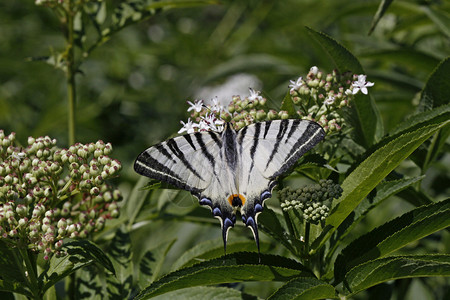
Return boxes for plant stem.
[304,221,310,255]
[18,247,41,299]
[66,2,76,145]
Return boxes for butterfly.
[134,119,325,254]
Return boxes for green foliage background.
[0,0,449,299]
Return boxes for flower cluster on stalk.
[279,179,342,225]
[178,67,374,135]
[0,130,121,260]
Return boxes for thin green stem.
[17,247,41,299]
[304,221,310,256]
[66,2,76,145]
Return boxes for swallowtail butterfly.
[134,119,325,254]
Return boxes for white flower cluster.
[289,67,375,133]
[178,97,226,134]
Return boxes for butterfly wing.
[236,119,325,249]
[134,130,238,247]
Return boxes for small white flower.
[210,97,224,113]
[352,75,374,95]
[324,96,335,105]
[187,99,204,113]
[178,118,198,134]
[289,77,303,92]
[247,88,262,102]
[200,113,225,132]
[310,66,319,75]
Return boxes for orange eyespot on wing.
[227,194,246,207]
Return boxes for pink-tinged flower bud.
[5,207,15,219]
[94,149,102,158]
[103,143,112,155]
[55,240,63,249]
[94,175,103,185]
[70,231,79,238]
[279,111,289,120]
[68,155,77,164]
[90,187,100,196]
[103,191,112,202]
[96,217,105,230]
[95,140,105,150]
[16,204,28,217]
[77,148,88,158]
[98,156,109,166]
[113,190,122,201]
[2,138,11,147]
[87,143,96,153]
[110,209,120,218]
[9,229,18,237]
[57,218,67,229]
[267,110,277,120]
[258,97,267,106]
[18,217,28,228]
[82,170,91,180]
[67,224,76,234]
[89,209,97,219]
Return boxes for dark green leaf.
[40,240,114,293]
[368,0,395,35]
[139,239,176,288]
[327,176,425,260]
[306,27,363,73]
[417,57,450,112]
[151,286,258,300]
[280,92,297,117]
[268,277,336,300]
[106,226,133,299]
[171,238,270,271]
[135,252,314,299]
[342,255,450,296]
[334,198,450,283]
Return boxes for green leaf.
[368,0,395,35]
[135,252,314,299]
[305,27,363,73]
[341,255,450,296]
[334,198,450,283]
[139,239,176,288]
[0,241,28,289]
[267,277,336,300]
[171,238,270,271]
[306,26,383,147]
[417,57,450,112]
[327,176,425,261]
[39,240,114,293]
[311,120,450,252]
[258,206,296,254]
[280,92,297,117]
[106,226,133,299]
[151,286,258,300]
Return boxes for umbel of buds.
[0,130,122,260]
[178,67,374,135]
[279,179,342,225]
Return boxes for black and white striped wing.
[236,120,325,244]
[134,131,224,197]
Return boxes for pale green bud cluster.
[279,179,342,225]
[0,130,122,260]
